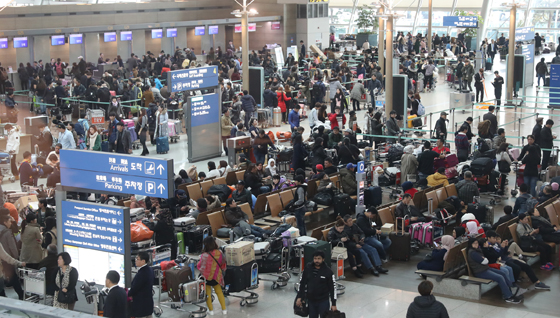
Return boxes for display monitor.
[195,26,205,36]
[104,32,116,42]
[0,38,8,49]
[151,29,163,39]
[120,31,132,41]
[234,24,242,33]
[51,35,65,46]
[69,34,83,45]
[64,245,126,287]
[166,28,177,38]
[271,22,280,30]
[248,23,256,32]
[13,37,28,48]
[209,25,219,35]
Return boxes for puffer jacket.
[427,172,449,187]
[339,168,357,195]
[241,95,256,112]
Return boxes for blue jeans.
[360,243,382,267]
[255,152,265,165]
[537,74,545,86]
[295,206,307,236]
[250,224,270,238]
[524,175,539,197]
[364,236,392,260]
[308,298,330,318]
[259,186,270,195]
[499,265,515,286]
[475,268,513,299]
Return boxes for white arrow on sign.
[157,184,166,194]
[119,238,123,242]
[118,229,122,234]
[118,247,123,252]
[172,74,176,79]
[157,164,165,175]
[117,211,121,216]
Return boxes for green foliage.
[355,5,379,34]
[453,10,484,37]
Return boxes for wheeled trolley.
[258,247,291,290]
[223,262,260,307]
[157,268,209,318]
[0,151,15,182]
[19,267,48,304]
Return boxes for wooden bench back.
[213,177,227,185]
[267,194,284,218]
[207,211,226,237]
[187,183,203,202]
[200,180,214,196]
[461,248,473,277]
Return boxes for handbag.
[293,297,309,317]
[56,269,74,304]
[331,242,348,260]
[498,160,511,173]
[326,310,346,318]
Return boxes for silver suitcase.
[130,208,145,222]
[174,216,196,232]
[180,278,205,303]
[254,242,271,260]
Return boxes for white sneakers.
[223,310,228,315]
[208,310,214,316]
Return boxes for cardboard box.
[225,241,255,266]
[14,195,38,212]
[282,227,300,239]
[381,223,394,235]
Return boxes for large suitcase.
[128,126,138,143]
[225,261,257,293]
[180,279,205,303]
[467,202,487,223]
[166,266,193,302]
[168,121,177,137]
[389,218,411,261]
[101,140,110,152]
[130,208,145,222]
[364,186,382,207]
[174,216,196,233]
[303,240,332,268]
[470,157,494,176]
[185,225,211,254]
[256,252,282,273]
[156,136,169,154]
[254,242,271,260]
[333,193,353,217]
[177,232,185,255]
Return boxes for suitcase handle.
[395,216,408,236]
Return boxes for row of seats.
[207,202,273,242]
[179,177,227,202]
[541,198,560,227]
[265,189,324,222]
[424,184,458,214]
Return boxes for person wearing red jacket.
[328,106,346,130]
[277,86,292,123]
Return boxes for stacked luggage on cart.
[173,217,211,255]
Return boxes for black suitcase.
[470,157,494,176]
[256,253,282,273]
[389,218,411,261]
[467,203,487,224]
[185,225,211,254]
[303,240,332,267]
[364,186,382,207]
[225,261,256,293]
[333,193,353,217]
[485,62,493,71]
[412,118,422,127]
[488,170,501,193]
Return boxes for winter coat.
[20,223,43,264]
[339,167,357,195]
[427,172,449,187]
[241,95,256,112]
[401,153,419,183]
[406,295,449,318]
[277,91,292,113]
[350,82,366,100]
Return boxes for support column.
[385,15,394,114]
[241,4,249,91]
[427,0,433,50]
[378,7,385,75]
[507,6,516,101]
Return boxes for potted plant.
[453,10,484,50]
[355,5,379,47]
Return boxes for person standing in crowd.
[532,118,543,146]
[87,126,101,151]
[462,59,474,91]
[540,119,554,171]
[434,112,448,140]
[5,124,20,180]
[198,236,227,315]
[38,244,57,298]
[536,58,549,88]
[137,108,149,156]
[386,110,400,138]
[241,90,257,129]
[103,270,127,318]
[289,104,301,132]
[154,104,168,140]
[128,251,154,318]
[367,74,382,106]
[417,141,444,180]
[474,68,485,103]
[455,125,470,162]
[350,80,366,111]
[114,122,132,154]
[277,86,292,124]
[0,213,24,299]
[19,213,43,269]
[151,208,177,261]
[406,281,449,317]
[483,106,498,136]
[19,151,39,187]
[221,109,233,156]
[54,252,79,310]
[329,77,344,114]
[400,145,419,183]
[492,71,504,109]
[296,250,337,318]
[253,129,276,165]
[309,102,322,130]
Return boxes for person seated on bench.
[396,193,428,227]
[205,195,222,210]
[485,230,550,290]
[465,219,486,238]
[244,164,269,196]
[323,157,338,175]
[491,205,515,230]
[466,238,523,304]
[340,215,388,276]
[517,213,555,270]
[401,181,418,198]
[357,207,392,261]
[417,235,455,272]
[232,180,253,206]
[417,141,445,180]
[316,172,335,198]
[271,174,291,191]
[224,198,271,239]
[427,167,449,187]
[527,208,560,243]
[455,171,480,206]
[327,218,365,278]
[188,198,207,220]
[340,163,358,196]
[480,238,518,293]
[453,226,467,244]
[406,281,449,318]
[537,185,554,204]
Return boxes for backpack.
[518,194,539,215]
[86,88,97,101]
[417,99,425,116]
[312,82,323,100]
[74,121,86,137]
[56,63,63,76]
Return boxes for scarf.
[54,265,73,309]
[266,159,277,176]
[441,235,455,261]
[89,131,98,144]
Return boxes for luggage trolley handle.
[395,216,409,236]
[280,247,289,272]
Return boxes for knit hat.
[402,181,414,191]
[316,164,324,171]
[552,182,559,191]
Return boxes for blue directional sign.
[60,149,173,198]
[168,66,219,93]
[515,26,535,42]
[551,65,560,109]
[522,44,534,64]
[443,16,478,28]
[61,201,125,254]
[191,93,220,127]
[357,161,365,174]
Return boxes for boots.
[370,267,380,276]
[376,266,389,274]
[353,268,363,278]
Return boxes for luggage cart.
[154,267,208,317]
[258,247,291,290]
[87,108,106,131]
[0,151,16,182]
[80,280,105,316]
[223,262,260,307]
[19,267,48,304]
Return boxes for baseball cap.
[316,164,324,171]
[440,112,448,116]
[346,163,357,170]
[237,180,245,186]
[344,129,352,133]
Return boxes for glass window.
[308,4,313,19]
[533,0,560,7]
[298,4,307,19]
[417,11,450,26]
[395,11,415,26]
[529,10,559,28]
[488,9,525,28]
[334,26,349,38]
[329,7,353,24]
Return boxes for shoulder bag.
[293,297,309,317]
[56,268,74,304]
[208,251,226,279]
[331,242,348,260]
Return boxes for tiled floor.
[3,53,560,317]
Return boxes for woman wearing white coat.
[6,124,21,180]
[154,104,169,138]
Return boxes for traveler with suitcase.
[197,236,227,315]
[128,251,155,318]
[395,193,427,226]
[295,249,337,318]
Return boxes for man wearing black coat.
[540,119,555,170]
[434,112,448,139]
[532,117,543,146]
[263,88,277,108]
[482,106,498,136]
[128,252,154,318]
[103,270,127,318]
[296,250,337,317]
[406,281,449,318]
[38,244,58,296]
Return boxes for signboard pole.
[356,161,366,215]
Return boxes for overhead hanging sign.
[167,66,219,93]
[60,149,173,198]
[515,26,535,42]
[442,16,478,28]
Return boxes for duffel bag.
[470,157,494,176]
[207,184,232,202]
[313,192,333,206]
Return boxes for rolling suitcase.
[389,217,411,261]
[364,186,382,207]
[333,193,353,217]
[225,261,257,293]
[256,253,282,273]
[156,136,169,154]
[165,266,193,302]
[168,121,177,137]
[130,208,145,222]
[467,202,487,223]
[185,225,211,254]
[254,242,271,260]
[303,240,332,268]
[180,279,205,303]
[177,232,185,254]
[174,216,196,233]
[128,126,138,143]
